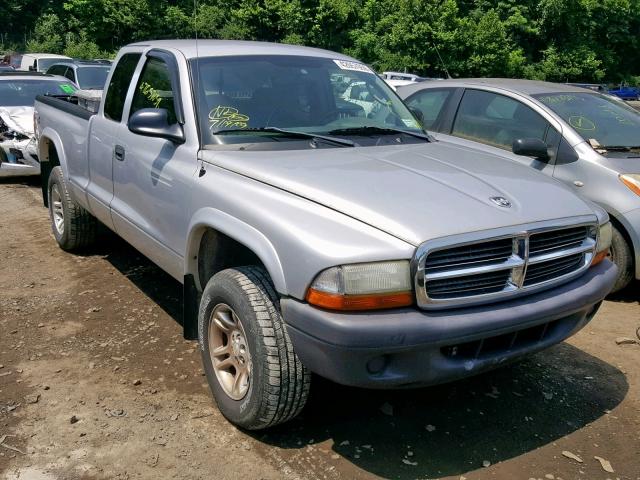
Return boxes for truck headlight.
[591,221,612,267]
[306,260,413,311]
[620,174,640,197]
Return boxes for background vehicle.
[34,41,615,429]
[0,65,15,72]
[0,72,76,175]
[608,85,640,101]
[399,78,640,292]
[46,61,111,90]
[19,53,72,72]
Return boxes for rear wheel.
[609,224,633,293]
[199,266,310,430]
[47,166,96,251]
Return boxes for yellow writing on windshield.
[569,115,596,131]
[209,106,250,131]
[541,95,577,104]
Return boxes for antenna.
[194,0,206,176]
[432,42,451,79]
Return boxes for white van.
[19,54,72,73]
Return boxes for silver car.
[400,79,640,292]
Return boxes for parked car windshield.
[534,92,640,148]
[0,79,77,106]
[192,55,422,146]
[76,66,111,89]
[38,58,67,71]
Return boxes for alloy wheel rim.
[209,303,251,400]
[51,185,64,236]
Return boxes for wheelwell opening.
[197,229,265,291]
[609,214,636,271]
[40,138,60,207]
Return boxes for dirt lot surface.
[1,176,639,480]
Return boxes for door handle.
[114,145,125,162]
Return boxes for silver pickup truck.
[34,40,617,430]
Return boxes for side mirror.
[28,65,36,71]
[512,138,550,162]
[128,108,185,144]
[409,107,424,124]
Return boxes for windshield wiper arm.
[215,127,355,147]
[328,126,431,142]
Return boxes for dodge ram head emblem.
[490,196,512,208]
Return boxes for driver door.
[110,52,196,280]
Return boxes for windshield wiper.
[215,127,355,147]
[600,145,640,152]
[328,126,431,142]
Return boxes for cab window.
[103,53,142,122]
[452,89,553,150]
[130,57,177,124]
[405,88,455,130]
[64,68,75,83]
[48,65,65,76]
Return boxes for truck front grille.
[415,223,597,309]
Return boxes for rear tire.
[198,266,310,430]
[609,224,633,293]
[47,166,96,251]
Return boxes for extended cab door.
[110,50,197,281]
[85,52,142,229]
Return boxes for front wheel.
[609,224,634,293]
[198,266,310,430]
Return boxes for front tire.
[609,224,634,293]
[198,266,310,430]
[47,166,96,251]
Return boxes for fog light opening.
[366,355,389,374]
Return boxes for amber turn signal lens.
[306,289,413,311]
[620,174,640,197]
[591,249,609,267]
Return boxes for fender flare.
[39,128,69,175]
[185,207,288,295]
[38,129,69,206]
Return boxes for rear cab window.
[103,53,142,122]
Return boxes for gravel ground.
[1,176,639,480]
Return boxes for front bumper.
[0,141,40,176]
[282,260,617,388]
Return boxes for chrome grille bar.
[414,219,598,309]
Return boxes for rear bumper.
[282,260,617,388]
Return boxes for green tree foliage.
[3,0,640,83]
[25,13,65,54]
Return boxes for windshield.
[0,79,77,106]
[192,55,422,147]
[76,66,111,89]
[38,58,68,72]
[534,92,640,148]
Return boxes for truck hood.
[201,141,596,246]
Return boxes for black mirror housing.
[128,108,185,144]
[512,138,550,162]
